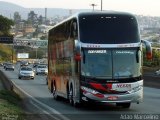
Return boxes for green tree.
[152,49,160,66]
[0,44,14,62]
[0,15,14,36]
[143,48,160,67]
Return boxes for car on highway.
[155,69,160,75]
[0,62,3,66]
[18,66,35,79]
[20,61,29,67]
[5,63,14,71]
[35,64,48,75]
[33,61,40,68]
[3,62,9,69]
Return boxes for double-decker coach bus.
[48,12,152,108]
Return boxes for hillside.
[0,1,89,19]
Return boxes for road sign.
[0,36,13,44]
[13,38,48,47]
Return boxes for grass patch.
[143,66,159,72]
[0,90,25,120]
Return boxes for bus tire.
[69,85,74,105]
[52,81,59,100]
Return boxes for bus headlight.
[81,86,105,98]
[81,86,98,94]
[128,85,143,94]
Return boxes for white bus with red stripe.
[48,12,152,108]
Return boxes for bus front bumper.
[81,84,143,103]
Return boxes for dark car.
[5,63,14,71]
[33,62,40,68]
[3,62,8,69]
[20,61,28,67]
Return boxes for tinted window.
[113,49,141,78]
[81,48,142,79]
[38,65,47,68]
[79,14,140,44]
[21,67,32,71]
[81,49,112,78]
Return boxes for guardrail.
[0,70,13,90]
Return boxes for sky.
[1,0,160,16]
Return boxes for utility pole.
[101,0,103,11]
[90,4,97,11]
[45,8,47,25]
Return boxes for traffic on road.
[0,62,160,120]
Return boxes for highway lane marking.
[30,100,61,120]
[11,81,71,120]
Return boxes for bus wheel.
[116,102,131,108]
[69,86,74,105]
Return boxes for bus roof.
[49,11,136,32]
[77,11,135,17]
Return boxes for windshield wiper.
[114,74,133,79]
[136,48,140,63]
[84,75,111,79]
[82,48,86,64]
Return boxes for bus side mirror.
[74,53,81,61]
[141,40,152,60]
[72,22,77,38]
[74,40,81,61]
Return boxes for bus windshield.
[79,14,140,44]
[81,48,141,79]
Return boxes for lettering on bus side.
[116,84,131,88]
[88,50,107,54]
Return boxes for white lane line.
[30,100,60,120]
[12,81,70,120]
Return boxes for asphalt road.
[0,64,160,120]
[143,72,160,89]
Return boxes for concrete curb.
[0,70,13,91]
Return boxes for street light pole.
[12,44,14,63]
[12,37,15,63]
[101,0,103,11]
[36,47,38,59]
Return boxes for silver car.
[35,65,48,75]
[18,67,35,79]
[155,69,160,75]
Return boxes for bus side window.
[73,22,78,39]
[70,20,78,39]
